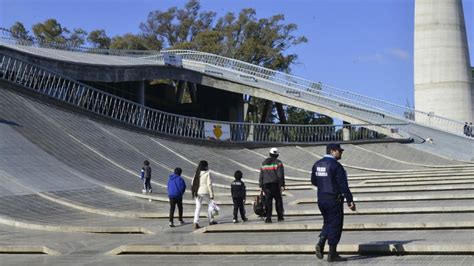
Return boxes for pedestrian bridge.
[0,36,472,160]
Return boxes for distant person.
[259,147,285,223]
[141,160,152,194]
[191,160,217,229]
[167,167,186,227]
[464,122,469,137]
[231,170,247,223]
[311,143,356,262]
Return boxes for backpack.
[253,193,266,218]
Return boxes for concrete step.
[195,221,474,233]
[106,243,474,255]
[291,194,474,204]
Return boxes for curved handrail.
[0,53,406,143]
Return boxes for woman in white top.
[191,160,217,229]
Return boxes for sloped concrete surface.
[0,84,473,264]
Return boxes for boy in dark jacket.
[141,160,152,193]
[167,167,186,227]
[231,170,247,223]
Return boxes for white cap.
[269,147,279,155]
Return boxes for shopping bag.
[208,200,220,216]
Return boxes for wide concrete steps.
[0,84,473,262]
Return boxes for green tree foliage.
[32,19,67,44]
[9,22,32,42]
[286,107,333,125]
[140,0,215,48]
[110,33,162,50]
[215,10,307,72]
[67,28,88,47]
[140,0,307,72]
[87,29,111,48]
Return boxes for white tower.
[414,0,473,123]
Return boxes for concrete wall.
[414,0,473,123]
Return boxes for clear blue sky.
[1,0,473,108]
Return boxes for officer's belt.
[318,194,343,200]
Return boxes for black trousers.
[232,197,246,220]
[262,183,284,221]
[169,197,183,222]
[318,198,344,245]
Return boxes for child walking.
[141,160,152,193]
[231,170,247,223]
[167,167,186,227]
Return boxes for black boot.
[315,236,326,259]
[327,245,347,262]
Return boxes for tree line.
[5,0,331,125]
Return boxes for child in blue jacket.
[167,167,186,227]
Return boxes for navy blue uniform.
[311,155,353,245]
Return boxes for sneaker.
[179,220,185,226]
[264,219,272,224]
[148,189,152,193]
[278,217,284,222]
[193,223,200,230]
[141,189,146,194]
[233,219,238,223]
[242,218,248,223]
[209,220,218,225]
[168,222,174,227]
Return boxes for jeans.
[143,178,152,192]
[169,197,183,222]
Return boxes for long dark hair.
[191,160,208,198]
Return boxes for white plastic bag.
[208,200,220,216]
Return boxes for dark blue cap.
[326,143,344,153]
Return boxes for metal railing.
[0,53,407,143]
[0,31,466,137]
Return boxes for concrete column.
[414,0,473,122]
[230,95,244,123]
[187,82,197,103]
[275,103,287,124]
[342,128,350,141]
[176,80,185,103]
[342,121,350,141]
[137,80,145,106]
[261,100,273,123]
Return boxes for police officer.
[311,143,356,262]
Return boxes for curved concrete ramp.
[0,83,473,263]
